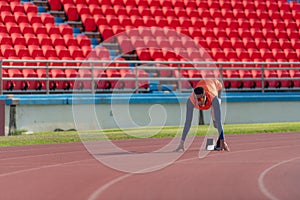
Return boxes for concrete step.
[31,0,49,10]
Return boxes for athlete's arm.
[181,98,194,141]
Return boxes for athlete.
[174,78,230,152]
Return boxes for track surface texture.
[0,132,299,200]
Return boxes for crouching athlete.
[174,79,230,152]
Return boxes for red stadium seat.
[0,33,12,45]
[49,33,65,47]
[264,70,280,88]
[93,14,107,26]
[6,22,21,34]
[22,68,39,90]
[76,3,90,15]
[101,4,115,16]
[125,5,139,16]
[284,49,298,60]
[143,36,156,47]
[42,45,57,58]
[254,0,267,11]
[210,8,222,19]
[1,11,15,23]
[129,35,144,48]
[15,45,30,58]
[23,0,37,14]
[119,15,132,27]
[162,6,176,17]
[114,5,127,15]
[291,38,300,51]
[0,2,11,13]
[79,0,95,6]
[106,15,120,26]
[148,0,160,7]
[63,34,78,46]
[179,17,192,28]
[35,68,52,90]
[225,70,242,89]
[55,45,71,59]
[81,45,92,58]
[69,46,84,59]
[28,45,44,58]
[290,70,300,88]
[159,0,172,7]
[7,56,22,66]
[81,14,97,32]
[95,68,110,89]
[233,8,246,19]
[260,48,273,60]
[10,1,24,13]
[236,48,250,60]
[262,28,276,39]
[58,23,73,35]
[148,48,162,60]
[76,34,91,47]
[33,23,47,35]
[136,48,151,61]
[40,13,55,25]
[63,68,77,90]
[239,70,255,89]
[6,68,24,90]
[64,4,79,21]
[131,15,144,27]
[184,0,197,9]
[27,12,42,25]
[95,46,110,59]
[14,12,29,24]
[277,70,293,88]
[0,23,7,33]
[279,38,293,49]
[19,23,34,35]
[46,23,60,35]
[48,0,62,11]
[207,0,220,9]
[37,33,52,46]
[98,24,113,40]
[49,68,70,90]
[11,33,26,46]
[286,28,299,40]
[34,56,47,67]
[106,67,123,89]
[89,5,102,15]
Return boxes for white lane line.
[0,158,92,178]
[0,150,84,161]
[88,144,300,200]
[258,156,300,200]
[0,143,84,153]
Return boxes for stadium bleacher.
[0,0,300,92]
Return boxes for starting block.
[205,138,215,151]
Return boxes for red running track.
[0,132,299,200]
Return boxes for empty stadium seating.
[58,0,300,90]
[0,0,300,92]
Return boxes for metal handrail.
[1,59,300,94]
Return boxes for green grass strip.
[0,122,299,147]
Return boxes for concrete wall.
[2,92,300,135]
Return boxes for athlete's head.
[194,87,206,106]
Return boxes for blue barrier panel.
[1,92,300,105]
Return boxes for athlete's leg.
[212,97,229,151]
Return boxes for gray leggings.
[181,97,224,141]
